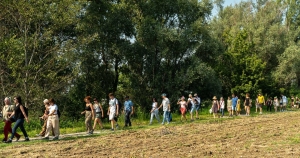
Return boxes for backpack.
[57,109,61,118]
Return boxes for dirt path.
[1,112,300,157]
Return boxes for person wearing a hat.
[212,96,220,118]
[36,99,54,137]
[194,93,201,119]
[158,93,171,125]
[273,96,279,112]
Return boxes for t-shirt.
[179,101,187,108]
[220,101,225,109]
[227,100,232,108]
[49,104,58,115]
[109,98,118,113]
[232,97,238,106]
[2,105,14,120]
[162,98,170,111]
[152,102,157,110]
[282,96,287,103]
[195,97,201,105]
[258,96,265,104]
[124,100,133,111]
[93,103,101,113]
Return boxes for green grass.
[0,105,298,147]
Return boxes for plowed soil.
[1,112,300,158]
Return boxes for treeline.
[0,0,299,120]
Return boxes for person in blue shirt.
[231,94,238,116]
[123,96,134,127]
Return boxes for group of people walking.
[209,93,293,118]
[1,96,29,143]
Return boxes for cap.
[161,93,167,97]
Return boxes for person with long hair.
[219,97,225,117]
[244,93,251,115]
[2,97,21,142]
[149,98,160,125]
[43,98,60,140]
[81,96,95,134]
[92,98,104,132]
[177,96,187,122]
[6,96,29,143]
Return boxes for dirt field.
[1,111,300,158]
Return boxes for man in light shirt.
[158,93,171,125]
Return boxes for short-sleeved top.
[258,96,265,104]
[109,98,118,113]
[124,100,133,111]
[152,102,157,110]
[195,97,201,105]
[232,97,238,106]
[282,96,287,103]
[2,105,15,120]
[49,104,58,115]
[162,98,170,111]
[227,100,232,108]
[220,100,225,109]
[179,101,187,108]
[14,104,25,119]
[93,103,101,113]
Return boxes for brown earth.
[1,112,300,158]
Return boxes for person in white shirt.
[43,98,60,140]
[158,93,171,125]
[92,98,104,131]
[219,97,225,117]
[107,93,119,131]
[149,98,160,124]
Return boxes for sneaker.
[111,128,114,131]
[89,129,94,134]
[25,137,30,141]
[2,138,7,143]
[52,137,59,140]
[5,139,12,143]
[42,137,49,140]
[16,135,21,141]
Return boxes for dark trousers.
[125,110,132,126]
[3,120,20,141]
[267,105,272,111]
[10,119,28,140]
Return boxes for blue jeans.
[220,108,224,116]
[162,111,170,124]
[10,118,28,140]
[125,110,132,126]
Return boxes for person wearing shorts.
[107,93,119,131]
[281,94,287,111]
[257,93,265,114]
[231,94,238,116]
[177,96,187,122]
[244,93,251,116]
[194,93,201,119]
[92,98,104,132]
[227,97,232,116]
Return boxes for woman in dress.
[212,96,220,118]
[149,98,160,124]
[81,96,94,134]
[92,98,104,132]
[236,96,241,115]
[6,96,29,143]
[177,96,187,122]
[227,97,232,117]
